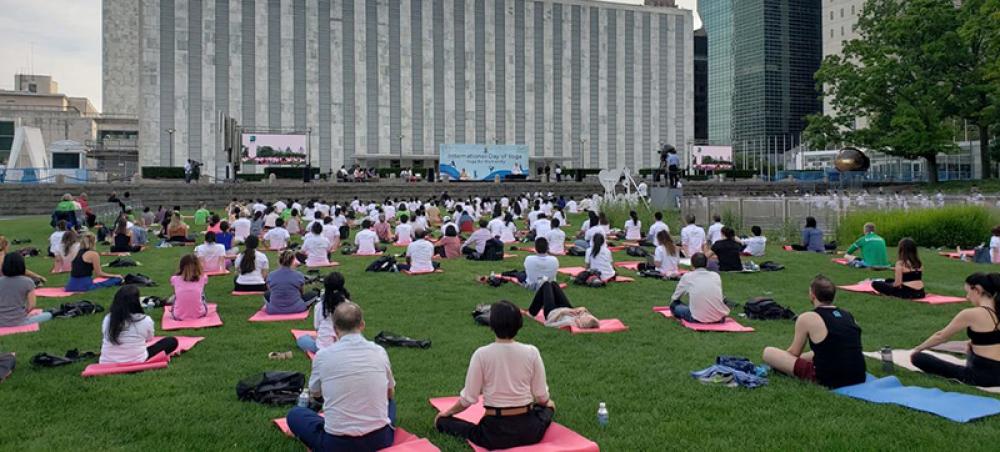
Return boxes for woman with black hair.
[110,217,143,253]
[708,226,744,272]
[233,236,269,292]
[872,238,925,299]
[100,285,177,363]
[624,211,642,241]
[296,272,351,354]
[435,300,554,450]
[585,233,616,281]
[265,251,318,315]
[0,253,52,327]
[791,216,826,252]
[911,272,1000,387]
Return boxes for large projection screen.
[439,144,529,181]
[240,133,307,165]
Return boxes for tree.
[956,0,1000,178]
[809,0,968,183]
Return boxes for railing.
[0,168,90,184]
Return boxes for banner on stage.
[439,144,529,181]
[241,133,307,165]
[692,145,734,171]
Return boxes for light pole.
[165,128,176,166]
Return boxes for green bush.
[837,205,999,248]
[597,199,681,233]
[141,166,185,179]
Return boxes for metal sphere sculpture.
[834,147,870,172]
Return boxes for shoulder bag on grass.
[236,371,305,406]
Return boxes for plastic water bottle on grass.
[297,389,310,408]
[596,402,609,427]
[880,346,894,373]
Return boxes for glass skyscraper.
[699,0,733,145]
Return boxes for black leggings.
[871,280,926,299]
[912,351,1000,387]
[527,282,572,318]
[146,336,179,359]
[234,281,268,292]
[111,244,142,253]
[437,405,553,451]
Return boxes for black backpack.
[52,300,104,318]
[30,349,97,367]
[759,261,785,272]
[374,331,431,349]
[366,256,398,272]
[107,257,138,267]
[567,246,587,257]
[340,244,357,255]
[124,273,157,287]
[17,247,39,257]
[472,304,492,325]
[626,247,648,257]
[479,238,505,261]
[974,246,992,264]
[236,371,305,405]
[573,270,605,288]
[744,297,796,320]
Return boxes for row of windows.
[828,4,856,21]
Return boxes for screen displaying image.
[240,133,307,165]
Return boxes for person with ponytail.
[65,233,124,292]
[100,285,177,363]
[585,233,616,282]
[296,272,351,354]
[169,254,208,320]
[653,229,682,279]
[911,272,1000,387]
[871,238,925,299]
[265,251,319,314]
[500,213,518,244]
[624,211,642,241]
[233,235,269,292]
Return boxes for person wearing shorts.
[762,275,866,389]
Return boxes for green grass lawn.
[2,213,1000,451]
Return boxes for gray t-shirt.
[0,276,36,327]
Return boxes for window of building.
[852,5,856,14]
[0,121,14,164]
[841,26,845,36]
[28,84,37,93]
[51,153,80,169]
[840,8,844,18]
[831,29,834,38]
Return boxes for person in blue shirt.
[216,221,235,251]
[791,217,826,252]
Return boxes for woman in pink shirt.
[434,225,463,258]
[169,254,208,320]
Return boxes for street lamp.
[165,128,176,166]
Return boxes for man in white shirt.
[354,220,381,255]
[403,231,437,273]
[463,219,494,255]
[743,226,767,257]
[301,223,332,266]
[546,219,567,255]
[487,214,505,238]
[263,219,291,250]
[263,209,280,229]
[530,214,552,240]
[707,215,725,244]
[287,302,397,451]
[231,214,253,244]
[522,238,559,290]
[321,218,340,251]
[195,231,228,272]
[566,199,578,214]
[394,216,414,245]
[680,216,706,257]
[647,212,670,244]
[669,253,730,323]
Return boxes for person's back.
[532,219,552,238]
[264,227,290,250]
[170,274,208,320]
[266,267,307,313]
[438,235,462,258]
[681,223,706,256]
[194,208,210,225]
[355,228,378,254]
[744,234,767,257]
[546,229,566,254]
[0,275,35,327]
[232,217,252,242]
[395,223,413,245]
[803,227,825,252]
[373,221,391,242]
[671,265,728,323]
[810,306,866,388]
[848,229,889,267]
[585,246,615,281]
[312,329,393,436]
[100,313,153,364]
[524,254,559,289]
[302,234,331,266]
[711,238,743,272]
[654,245,680,276]
[406,239,435,272]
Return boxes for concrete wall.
[102,0,141,116]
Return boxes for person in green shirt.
[54,193,78,212]
[843,223,890,268]
[193,204,211,225]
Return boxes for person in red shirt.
[76,193,95,228]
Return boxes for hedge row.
[837,205,999,248]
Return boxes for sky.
[0,0,698,113]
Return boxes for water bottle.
[297,388,310,408]
[596,402,609,427]
[880,346,894,373]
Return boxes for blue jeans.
[287,400,397,452]
[296,334,319,354]
[65,276,123,292]
[670,300,698,323]
[17,311,53,326]
[573,239,590,250]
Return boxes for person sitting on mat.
[871,238,925,299]
[528,281,600,330]
[100,285,178,364]
[791,216,826,252]
[195,231,228,273]
[166,212,194,243]
[321,217,341,252]
[761,275,866,389]
[263,218,291,251]
[645,211,670,247]
[546,218,566,255]
[463,219,494,256]
[707,214,725,245]
[354,219,383,255]
[499,213,518,244]
[910,272,1000,387]
[216,221,235,252]
[233,236,269,293]
[522,237,559,291]
[0,253,52,328]
[0,237,47,284]
[842,223,890,268]
[110,219,142,253]
[434,225,462,259]
[742,226,767,257]
[624,211,643,242]
[286,209,302,236]
[680,215,706,258]
[584,233,616,282]
[297,272,351,354]
[399,230,438,273]
[373,214,393,244]
[300,223,332,267]
[653,230,682,279]
[436,300,554,450]
[707,227,744,272]
[287,302,397,451]
[169,254,208,321]
[65,233,124,293]
[394,215,414,246]
[668,253,728,323]
[265,251,319,315]
[51,229,79,274]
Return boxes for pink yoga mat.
[161,304,223,331]
[556,267,587,277]
[840,281,966,304]
[528,311,628,335]
[783,245,794,251]
[35,278,112,298]
[151,336,204,356]
[231,291,266,296]
[402,269,443,275]
[305,262,340,269]
[204,270,231,277]
[272,418,439,452]
[290,329,317,359]
[100,252,131,257]
[939,250,974,259]
[0,309,43,337]
[429,397,598,452]
[249,308,309,322]
[832,258,849,265]
[81,352,170,377]
[614,261,642,271]
[608,246,627,252]
[652,306,755,332]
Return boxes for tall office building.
[698,0,733,145]
[103,0,695,179]
[693,27,708,141]
[822,0,863,116]
[731,0,822,149]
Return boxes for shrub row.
[837,205,999,248]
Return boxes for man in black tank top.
[762,275,867,389]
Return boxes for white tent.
[6,126,48,169]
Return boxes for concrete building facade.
[821,0,863,117]
[103,0,695,179]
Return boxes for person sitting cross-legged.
[843,222,890,269]
[668,253,729,323]
[264,251,319,315]
[871,238,925,299]
[398,230,438,273]
[522,237,559,291]
[296,272,351,354]
[435,300,554,450]
[286,302,397,451]
[762,275,866,389]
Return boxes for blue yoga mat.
[834,375,1000,423]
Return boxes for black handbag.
[236,371,306,405]
[374,331,431,349]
